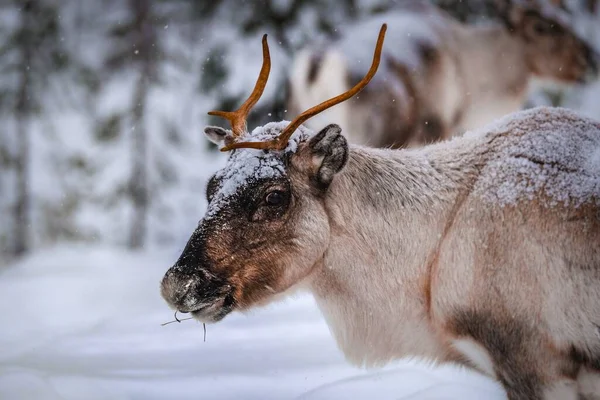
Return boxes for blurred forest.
[0,0,598,261]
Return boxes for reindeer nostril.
[161,264,231,313]
[161,268,196,306]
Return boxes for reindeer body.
[162,20,600,397]
[163,106,600,399]
[305,106,600,398]
[287,6,598,148]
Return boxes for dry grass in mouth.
[161,311,207,342]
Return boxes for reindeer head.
[160,25,386,323]
[499,0,599,83]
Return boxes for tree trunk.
[127,0,155,250]
[13,0,34,257]
[128,71,149,249]
[13,113,30,257]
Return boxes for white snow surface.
[0,245,507,400]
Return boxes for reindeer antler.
[208,34,271,137]
[220,24,388,152]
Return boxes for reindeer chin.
[189,292,235,324]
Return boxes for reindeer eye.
[265,191,285,206]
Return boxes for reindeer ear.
[204,126,233,146]
[307,124,348,189]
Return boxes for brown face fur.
[506,4,599,83]
[160,124,348,322]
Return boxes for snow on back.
[206,122,313,218]
[334,8,447,78]
[333,0,577,82]
[473,107,600,207]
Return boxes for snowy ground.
[0,245,506,400]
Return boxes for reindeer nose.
[161,267,210,312]
[161,264,231,314]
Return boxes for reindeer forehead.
[206,122,312,218]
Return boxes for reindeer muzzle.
[161,265,234,321]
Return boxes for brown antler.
[208,34,271,137]
[221,23,388,152]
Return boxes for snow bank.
[299,365,504,400]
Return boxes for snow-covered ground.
[0,245,506,400]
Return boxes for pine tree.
[104,0,165,249]
[0,0,69,257]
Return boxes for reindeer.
[286,1,599,148]
[161,26,600,400]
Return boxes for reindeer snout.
[161,266,214,312]
[161,266,228,313]
[160,268,201,312]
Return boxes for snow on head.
[206,122,313,218]
[473,107,600,207]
